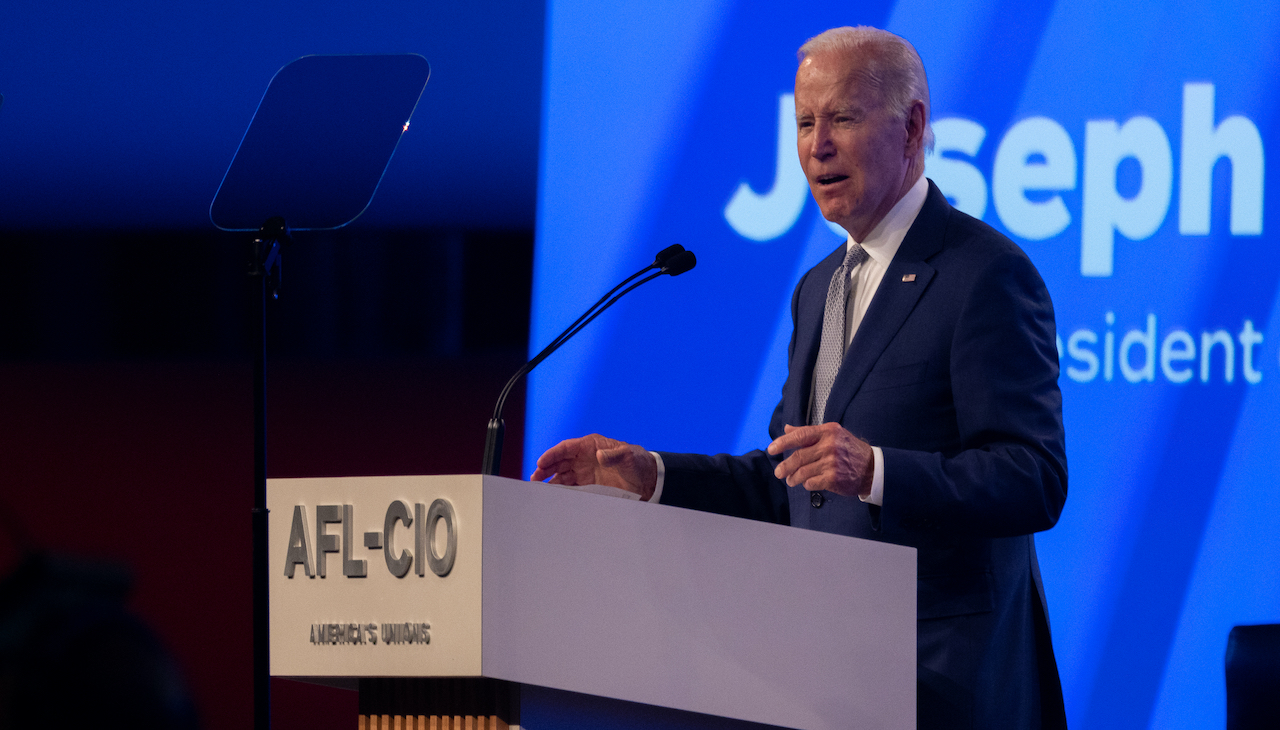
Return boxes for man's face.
[795,49,913,241]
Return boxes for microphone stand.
[481,247,696,476]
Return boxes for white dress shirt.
[651,174,930,506]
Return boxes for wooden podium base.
[357,716,507,730]
[356,678,792,730]
[358,678,517,730]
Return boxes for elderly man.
[534,26,1067,730]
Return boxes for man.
[533,26,1067,730]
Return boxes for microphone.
[654,243,686,266]
[662,250,696,276]
[481,245,697,476]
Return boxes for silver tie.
[810,243,868,425]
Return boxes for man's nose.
[807,121,835,160]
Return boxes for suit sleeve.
[656,448,789,523]
[877,248,1067,539]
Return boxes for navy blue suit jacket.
[660,180,1068,729]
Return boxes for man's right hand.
[531,434,657,501]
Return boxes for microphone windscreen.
[662,250,696,276]
[654,244,685,266]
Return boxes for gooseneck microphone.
[481,245,697,476]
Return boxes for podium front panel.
[480,477,916,730]
[268,474,485,677]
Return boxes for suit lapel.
[823,181,950,424]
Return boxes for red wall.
[0,357,526,729]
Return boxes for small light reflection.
[403,121,410,132]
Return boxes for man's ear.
[904,100,926,156]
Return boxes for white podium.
[268,475,916,730]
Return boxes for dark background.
[0,3,545,727]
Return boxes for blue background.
[0,0,543,231]
[529,1,1280,727]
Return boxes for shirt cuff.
[859,446,884,506]
[648,451,666,503]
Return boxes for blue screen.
[0,0,543,230]
[529,1,1280,727]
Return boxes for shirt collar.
[845,173,929,267]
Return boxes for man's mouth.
[817,175,848,185]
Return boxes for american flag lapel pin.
[902,273,916,282]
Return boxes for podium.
[268,475,916,729]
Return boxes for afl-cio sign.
[283,499,457,580]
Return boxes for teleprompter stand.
[210,53,430,730]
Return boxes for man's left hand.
[767,423,874,498]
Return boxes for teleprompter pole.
[249,217,287,730]
[209,55,430,729]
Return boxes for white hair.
[798,26,934,152]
